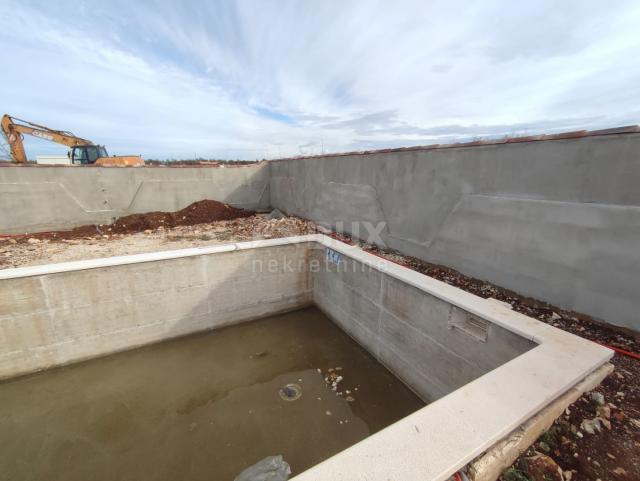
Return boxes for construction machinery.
[1,114,144,166]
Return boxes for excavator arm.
[1,114,142,166]
[1,114,93,163]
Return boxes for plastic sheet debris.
[234,455,291,481]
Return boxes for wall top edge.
[269,125,640,163]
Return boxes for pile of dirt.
[107,200,254,234]
[17,200,255,241]
[0,213,318,269]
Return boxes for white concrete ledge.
[0,235,318,280]
[467,362,614,481]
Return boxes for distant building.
[36,155,71,165]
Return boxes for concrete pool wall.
[0,240,312,380]
[312,247,534,401]
[0,235,613,480]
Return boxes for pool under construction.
[0,235,612,481]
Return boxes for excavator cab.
[69,145,109,165]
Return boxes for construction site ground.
[0,202,314,269]
[0,201,637,481]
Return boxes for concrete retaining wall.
[271,133,640,330]
[0,242,312,380]
[312,247,534,401]
[0,163,270,234]
[2,132,638,331]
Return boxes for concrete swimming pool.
[0,235,613,480]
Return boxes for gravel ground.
[0,214,316,269]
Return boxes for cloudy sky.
[1,0,639,160]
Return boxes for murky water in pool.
[0,307,424,481]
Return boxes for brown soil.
[9,200,255,242]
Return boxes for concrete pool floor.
[0,307,424,481]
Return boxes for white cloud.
[0,0,638,160]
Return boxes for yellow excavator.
[1,114,144,166]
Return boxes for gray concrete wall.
[271,133,640,330]
[3,133,638,331]
[0,164,270,234]
[0,243,312,380]
[312,248,534,401]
